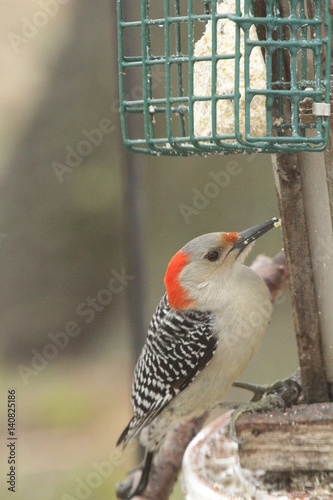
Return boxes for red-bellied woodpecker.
[117,218,281,498]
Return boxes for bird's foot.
[116,451,153,499]
[229,393,285,444]
[233,374,302,404]
[229,374,302,444]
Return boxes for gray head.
[164,218,280,310]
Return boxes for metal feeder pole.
[118,0,148,455]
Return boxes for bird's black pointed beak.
[230,217,281,254]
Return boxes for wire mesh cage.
[117,0,332,155]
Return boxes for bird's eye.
[205,250,220,262]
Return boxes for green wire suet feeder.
[117,0,332,155]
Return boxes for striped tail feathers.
[116,421,132,448]
[116,403,167,449]
[116,416,149,449]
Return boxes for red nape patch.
[164,250,195,310]
[223,232,239,244]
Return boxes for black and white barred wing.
[117,294,217,447]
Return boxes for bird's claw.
[229,393,285,444]
[116,451,153,499]
[233,375,302,404]
[116,472,139,499]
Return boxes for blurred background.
[0,1,299,499]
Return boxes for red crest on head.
[223,232,239,244]
[164,250,195,310]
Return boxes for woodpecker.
[117,218,280,498]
